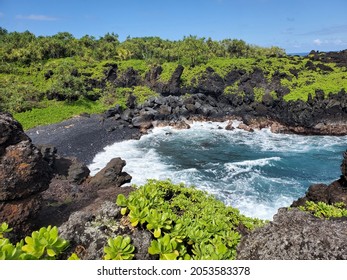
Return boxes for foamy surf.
[88,121,347,220]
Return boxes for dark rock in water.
[237,208,347,260]
[89,157,132,189]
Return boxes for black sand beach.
[26,114,141,164]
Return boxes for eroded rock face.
[0,113,52,236]
[0,140,52,200]
[237,208,347,260]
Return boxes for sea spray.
[88,122,347,220]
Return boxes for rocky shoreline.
[26,89,347,167]
[2,80,347,259]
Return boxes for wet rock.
[225,120,234,130]
[237,123,254,132]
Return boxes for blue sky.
[0,0,347,53]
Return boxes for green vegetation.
[13,98,107,130]
[117,179,265,260]
[298,201,347,219]
[1,180,266,260]
[1,27,347,129]
[0,223,69,260]
[103,236,135,260]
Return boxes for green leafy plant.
[148,234,180,260]
[146,209,173,238]
[116,179,265,260]
[0,223,69,260]
[21,226,69,259]
[0,222,12,238]
[0,239,24,260]
[103,236,135,260]
[298,201,347,219]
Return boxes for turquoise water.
[89,121,347,220]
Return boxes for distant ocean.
[287,52,310,56]
[88,121,347,220]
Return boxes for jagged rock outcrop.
[89,157,132,188]
[237,208,347,260]
[0,113,52,236]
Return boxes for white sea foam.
[88,121,347,220]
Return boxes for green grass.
[13,98,107,130]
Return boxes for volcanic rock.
[237,208,347,260]
[89,157,132,189]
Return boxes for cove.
[88,121,347,220]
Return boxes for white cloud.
[16,14,58,21]
[0,12,4,18]
[313,39,322,46]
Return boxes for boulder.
[0,141,52,200]
[59,201,155,260]
[89,158,132,189]
[237,208,347,260]
[0,113,52,236]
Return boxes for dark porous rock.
[237,208,347,260]
[114,67,140,88]
[195,67,225,97]
[89,157,132,189]
[292,179,347,207]
[0,195,42,240]
[0,112,29,155]
[0,113,53,236]
[104,105,123,119]
[59,201,155,260]
[0,139,52,201]
[161,65,184,96]
[38,144,57,168]
[68,160,90,184]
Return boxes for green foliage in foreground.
[117,179,265,260]
[0,223,69,260]
[103,236,135,260]
[298,201,347,219]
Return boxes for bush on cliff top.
[117,179,265,260]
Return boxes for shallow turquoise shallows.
[89,121,347,220]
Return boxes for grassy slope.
[2,56,347,129]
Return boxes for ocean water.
[88,121,347,220]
